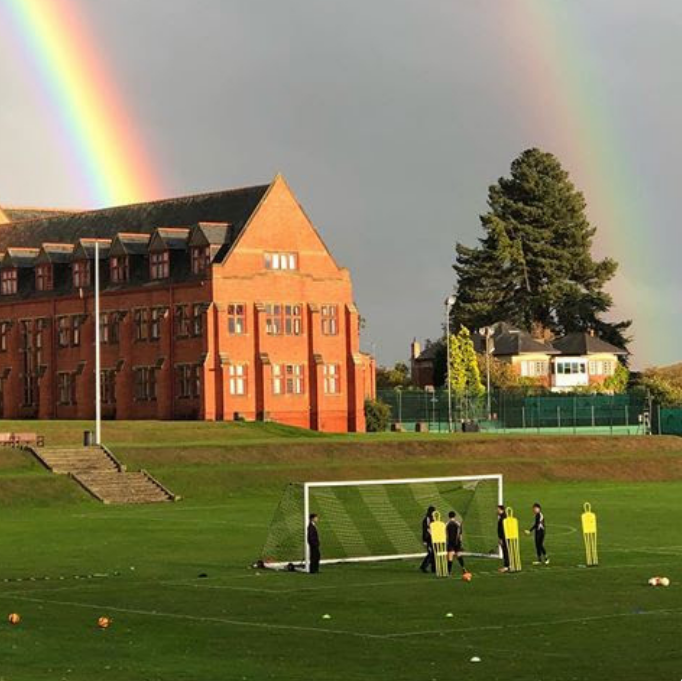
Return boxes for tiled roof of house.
[0,184,269,250]
[36,243,75,265]
[0,207,77,223]
[553,332,627,356]
[110,233,151,257]
[1,247,40,268]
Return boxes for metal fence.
[376,389,649,435]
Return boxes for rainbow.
[507,2,660,365]
[1,0,162,206]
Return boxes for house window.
[321,305,339,335]
[72,260,91,288]
[323,364,340,394]
[227,304,246,335]
[272,364,304,395]
[72,316,82,347]
[524,360,548,378]
[134,309,149,342]
[57,317,70,347]
[228,364,247,395]
[150,251,170,280]
[57,372,76,406]
[134,366,157,401]
[0,321,9,352]
[176,364,200,399]
[265,304,302,336]
[36,264,53,292]
[555,361,587,375]
[264,252,298,271]
[150,308,164,341]
[101,369,116,404]
[175,305,190,338]
[1,269,17,295]
[191,246,211,274]
[110,256,129,284]
[603,361,614,376]
[191,305,204,337]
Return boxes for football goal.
[260,474,503,571]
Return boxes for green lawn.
[0,428,681,679]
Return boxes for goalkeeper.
[419,506,436,573]
[524,502,549,565]
[446,511,466,575]
[497,505,510,572]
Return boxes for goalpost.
[260,474,503,571]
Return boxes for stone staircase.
[28,445,178,505]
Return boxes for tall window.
[150,308,163,341]
[191,305,204,337]
[1,269,17,296]
[227,304,246,335]
[150,251,170,280]
[323,364,340,394]
[110,256,129,284]
[0,321,9,352]
[176,364,200,399]
[72,316,82,347]
[101,370,116,404]
[272,364,304,395]
[134,309,149,342]
[57,317,70,348]
[228,364,247,395]
[321,305,339,335]
[134,367,157,401]
[36,264,53,292]
[264,252,298,271]
[72,260,91,288]
[20,320,39,408]
[57,372,76,406]
[191,246,211,274]
[175,305,190,338]
[265,304,302,336]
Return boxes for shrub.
[364,399,392,432]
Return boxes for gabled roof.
[110,233,151,257]
[72,239,111,261]
[0,183,270,250]
[1,247,40,269]
[189,222,232,247]
[36,243,75,265]
[472,324,559,356]
[0,206,77,223]
[149,228,190,252]
[553,332,627,356]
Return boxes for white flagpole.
[94,240,101,446]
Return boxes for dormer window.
[150,251,169,280]
[73,260,91,288]
[110,256,129,284]
[36,264,53,292]
[0,269,17,296]
[265,252,298,271]
[191,246,211,274]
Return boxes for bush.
[364,399,392,432]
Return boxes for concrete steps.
[28,445,177,505]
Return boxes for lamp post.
[94,240,101,446]
[479,326,494,421]
[444,295,457,432]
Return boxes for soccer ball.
[97,616,111,629]
[660,577,671,587]
[462,572,473,582]
[8,613,20,625]
[648,577,661,586]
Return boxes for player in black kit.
[525,502,549,565]
[446,511,466,575]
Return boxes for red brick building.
[0,175,374,431]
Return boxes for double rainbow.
[2,0,162,206]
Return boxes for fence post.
[658,404,662,435]
[522,405,526,430]
[573,395,577,434]
[591,405,595,428]
[625,405,629,432]
[557,405,561,431]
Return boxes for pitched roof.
[472,324,559,356]
[36,243,75,265]
[553,332,627,356]
[1,247,40,268]
[150,228,190,251]
[190,222,232,246]
[0,207,77,223]
[0,183,270,250]
[110,233,151,257]
[72,239,112,260]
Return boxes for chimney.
[411,339,421,360]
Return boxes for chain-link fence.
[376,389,650,435]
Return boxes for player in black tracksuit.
[525,503,549,565]
[446,511,466,575]
[419,506,436,573]
[307,513,321,573]
[497,505,510,572]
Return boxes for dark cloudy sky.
[1,0,680,368]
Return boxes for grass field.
[0,423,681,680]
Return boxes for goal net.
[260,475,503,571]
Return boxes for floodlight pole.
[94,240,101,446]
[445,295,457,433]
